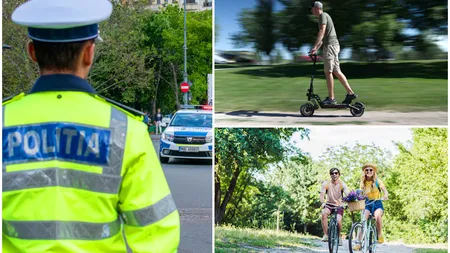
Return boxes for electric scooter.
[300,54,365,117]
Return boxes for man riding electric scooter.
[310,1,357,105]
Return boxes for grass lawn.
[215,60,448,113]
[215,226,319,253]
[413,249,448,253]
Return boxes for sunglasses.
[365,169,373,172]
[330,172,339,175]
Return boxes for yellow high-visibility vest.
[2,74,180,253]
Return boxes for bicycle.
[348,199,384,253]
[324,204,345,253]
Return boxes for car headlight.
[162,133,174,142]
[205,135,213,143]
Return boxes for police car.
[159,105,212,163]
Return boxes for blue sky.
[215,0,448,59]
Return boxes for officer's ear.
[27,41,38,63]
[81,40,96,67]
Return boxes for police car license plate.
[179,147,199,152]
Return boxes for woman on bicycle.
[360,164,389,244]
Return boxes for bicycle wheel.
[349,222,363,253]
[328,221,339,253]
[369,224,378,253]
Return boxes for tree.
[143,6,212,111]
[2,0,39,98]
[387,128,448,243]
[91,3,155,109]
[232,0,277,57]
[214,128,308,224]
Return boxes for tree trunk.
[169,63,180,110]
[231,174,251,220]
[303,224,307,234]
[216,165,241,224]
[276,208,280,232]
[214,171,222,224]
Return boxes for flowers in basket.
[343,189,366,202]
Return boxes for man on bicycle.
[319,168,350,245]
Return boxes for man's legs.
[321,208,331,241]
[333,70,354,95]
[337,213,343,245]
[156,122,159,134]
[325,71,335,100]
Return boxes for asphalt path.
[214,110,448,126]
[240,239,446,253]
[151,137,213,253]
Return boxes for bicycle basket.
[348,200,365,212]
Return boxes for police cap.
[12,0,112,43]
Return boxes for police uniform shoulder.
[2,93,26,106]
[93,95,145,121]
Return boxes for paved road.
[214,110,448,126]
[240,239,444,253]
[151,137,213,253]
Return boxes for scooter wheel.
[300,103,315,117]
[350,102,365,117]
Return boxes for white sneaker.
[322,235,328,242]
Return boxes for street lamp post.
[183,0,188,105]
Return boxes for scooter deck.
[320,103,349,109]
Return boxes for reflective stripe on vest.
[121,194,177,227]
[2,107,127,194]
[2,219,121,240]
[3,168,122,193]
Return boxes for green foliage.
[3,0,39,97]
[2,2,211,114]
[386,128,448,243]
[413,249,448,253]
[214,128,309,224]
[91,3,154,106]
[232,0,277,56]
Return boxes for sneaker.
[378,235,384,244]
[353,244,362,251]
[342,93,358,104]
[322,235,328,242]
[339,237,342,246]
[323,97,337,105]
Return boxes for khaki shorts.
[323,44,341,73]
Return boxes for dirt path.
[214,110,448,126]
[238,239,446,253]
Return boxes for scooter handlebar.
[308,53,317,62]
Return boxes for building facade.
[148,0,212,11]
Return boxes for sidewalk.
[150,134,161,141]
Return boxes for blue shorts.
[365,199,384,215]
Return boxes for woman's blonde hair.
[360,164,378,191]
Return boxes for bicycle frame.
[326,205,343,253]
[350,199,382,253]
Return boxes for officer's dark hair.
[32,39,95,71]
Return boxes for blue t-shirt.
[143,115,149,124]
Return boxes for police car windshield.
[169,113,212,128]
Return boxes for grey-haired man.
[309,1,358,105]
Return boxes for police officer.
[2,0,180,252]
